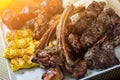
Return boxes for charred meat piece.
[85,24,120,69]
[32,46,64,68]
[42,67,63,80]
[85,45,119,69]
[65,60,87,79]
[71,1,106,51]
[72,1,106,35]
[85,1,106,18]
[68,33,82,57]
[80,8,119,49]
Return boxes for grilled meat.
[33,5,87,79]
[65,60,87,79]
[57,5,87,79]
[80,8,119,49]
[68,33,82,57]
[72,1,106,35]
[35,15,60,51]
[33,0,63,40]
[68,2,107,57]
[32,1,120,79]
[32,46,64,68]
[85,23,120,69]
[42,67,63,80]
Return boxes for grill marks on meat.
[85,24,120,69]
[80,8,119,49]
[72,1,106,35]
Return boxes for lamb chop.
[32,1,86,68]
[33,1,106,63]
[56,5,87,79]
[32,46,64,68]
[32,5,84,68]
[32,4,87,79]
[84,23,120,69]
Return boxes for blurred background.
[0,0,39,15]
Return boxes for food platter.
[1,0,120,80]
[1,25,120,79]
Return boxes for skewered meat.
[42,67,63,80]
[80,8,119,49]
[72,1,106,35]
[85,23,120,69]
